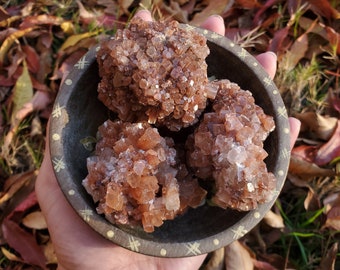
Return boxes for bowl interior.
[50,29,290,257]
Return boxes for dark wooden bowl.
[49,26,290,257]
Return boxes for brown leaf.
[263,210,285,229]
[304,187,321,211]
[1,246,24,263]
[0,171,37,207]
[205,248,225,270]
[235,0,261,9]
[315,120,340,166]
[19,14,64,29]
[306,0,340,20]
[294,112,338,141]
[22,211,47,230]
[281,32,308,72]
[43,240,58,265]
[289,154,335,178]
[22,45,40,74]
[190,0,234,26]
[323,206,340,230]
[225,240,254,270]
[317,242,338,270]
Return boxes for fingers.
[255,52,277,79]
[134,9,153,22]
[200,15,225,36]
[288,117,301,150]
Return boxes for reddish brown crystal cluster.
[83,120,206,232]
[83,17,277,232]
[187,80,276,211]
[97,17,210,131]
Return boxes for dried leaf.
[289,154,335,178]
[22,211,47,230]
[323,206,340,230]
[263,210,285,229]
[317,242,338,270]
[304,187,321,211]
[281,32,308,72]
[225,241,254,270]
[2,219,47,269]
[307,0,340,20]
[22,45,40,74]
[190,0,233,26]
[268,26,289,53]
[1,246,23,263]
[11,60,34,123]
[235,0,261,9]
[43,240,58,265]
[59,31,98,51]
[205,248,225,270]
[315,120,340,166]
[19,14,64,28]
[294,112,338,141]
[0,27,35,64]
[0,171,37,206]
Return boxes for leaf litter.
[0,0,340,269]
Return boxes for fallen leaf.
[315,120,340,166]
[0,171,37,207]
[281,32,308,72]
[268,26,289,54]
[43,240,58,265]
[263,210,285,229]
[317,242,338,270]
[19,14,64,29]
[0,27,35,64]
[205,248,225,270]
[1,246,24,263]
[2,219,47,269]
[289,155,335,178]
[323,205,340,231]
[252,259,277,270]
[11,60,33,123]
[225,240,254,270]
[22,45,40,74]
[306,0,340,20]
[235,0,261,9]
[22,211,47,230]
[59,31,98,51]
[294,112,338,141]
[190,0,233,26]
[304,187,321,211]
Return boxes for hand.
[35,10,300,270]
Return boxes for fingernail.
[209,15,224,23]
[134,9,152,21]
[266,51,277,61]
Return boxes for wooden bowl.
[49,26,290,257]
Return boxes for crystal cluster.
[187,80,276,211]
[97,17,210,131]
[83,17,277,232]
[83,120,207,232]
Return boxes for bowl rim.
[49,25,291,257]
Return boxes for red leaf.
[315,120,340,165]
[2,219,47,269]
[236,0,262,9]
[291,145,317,163]
[306,0,340,20]
[253,0,277,26]
[22,45,40,74]
[9,191,38,218]
[268,26,289,53]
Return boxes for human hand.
[35,10,300,270]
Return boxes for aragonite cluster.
[83,17,276,232]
